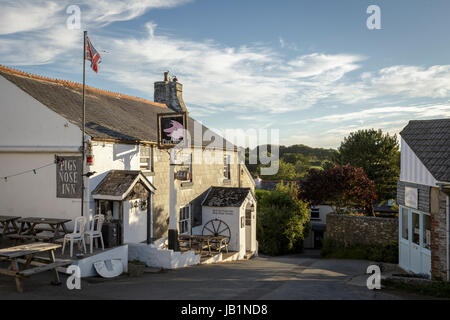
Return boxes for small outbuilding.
[192,187,257,259]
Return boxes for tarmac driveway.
[0,253,417,300]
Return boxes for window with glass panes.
[179,206,191,234]
[140,146,153,171]
[310,208,320,220]
[180,153,192,182]
[401,207,408,240]
[223,155,230,179]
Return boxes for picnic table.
[8,217,71,243]
[0,216,20,236]
[0,242,71,293]
[179,235,229,255]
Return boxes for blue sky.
[1,0,450,148]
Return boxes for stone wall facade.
[326,214,398,246]
[430,187,448,281]
[152,147,255,239]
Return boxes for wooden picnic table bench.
[14,217,71,243]
[6,234,57,242]
[178,235,229,255]
[0,242,71,293]
[0,216,20,236]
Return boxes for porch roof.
[202,187,254,207]
[92,170,156,201]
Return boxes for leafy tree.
[261,159,296,180]
[301,164,378,216]
[334,129,400,200]
[256,182,310,255]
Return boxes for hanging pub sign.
[56,156,82,198]
[157,112,188,148]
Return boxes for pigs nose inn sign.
[56,156,82,198]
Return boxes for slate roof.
[92,170,155,197]
[0,66,225,147]
[202,187,253,207]
[400,119,450,182]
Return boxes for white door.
[123,199,147,244]
[410,211,422,274]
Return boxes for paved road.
[0,254,418,300]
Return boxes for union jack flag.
[85,36,102,73]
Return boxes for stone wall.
[326,214,398,246]
[430,187,448,281]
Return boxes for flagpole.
[81,30,87,217]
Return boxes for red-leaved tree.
[300,164,378,216]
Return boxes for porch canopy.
[92,170,156,201]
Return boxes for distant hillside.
[245,144,337,180]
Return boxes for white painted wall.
[0,75,89,226]
[192,194,257,259]
[70,245,128,277]
[123,199,147,244]
[0,153,82,222]
[0,75,81,149]
[89,142,141,195]
[193,206,243,257]
[128,243,200,269]
[400,138,437,187]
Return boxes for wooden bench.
[6,234,56,243]
[0,242,66,293]
[17,260,71,278]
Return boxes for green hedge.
[320,238,398,263]
[256,184,310,256]
[382,278,450,298]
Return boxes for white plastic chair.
[62,216,87,257]
[85,214,105,254]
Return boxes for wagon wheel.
[202,219,231,244]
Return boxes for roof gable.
[400,119,450,182]
[92,170,155,200]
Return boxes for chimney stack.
[154,71,187,112]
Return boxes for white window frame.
[223,154,231,180]
[179,205,191,235]
[140,145,154,172]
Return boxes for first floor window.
[223,154,231,179]
[179,206,191,234]
[140,145,153,172]
[180,153,192,183]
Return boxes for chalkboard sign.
[56,156,82,198]
[157,112,187,148]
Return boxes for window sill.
[310,218,321,221]
[180,181,193,189]
[223,179,231,185]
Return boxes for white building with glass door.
[398,119,450,280]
